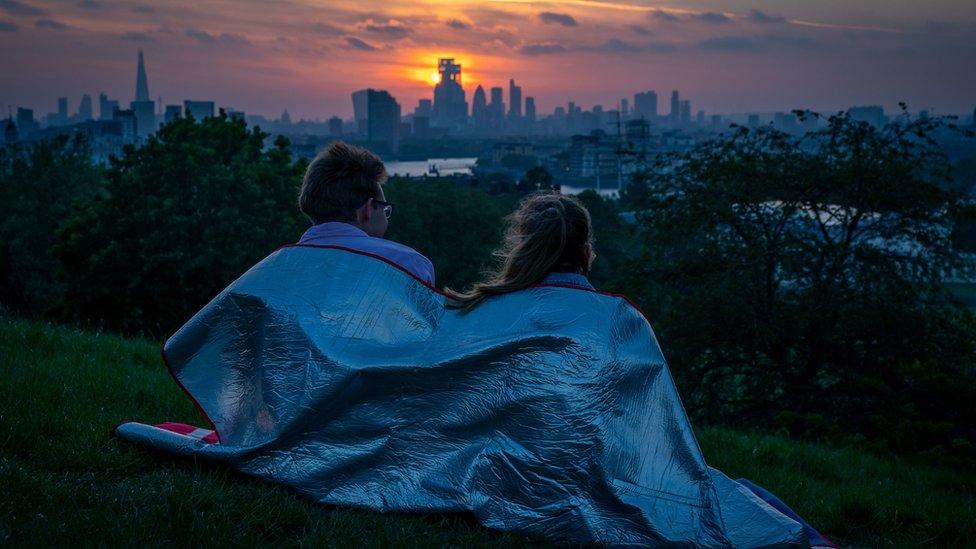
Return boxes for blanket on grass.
[116,245,833,547]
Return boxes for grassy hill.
[1,317,974,547]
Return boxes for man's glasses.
[373,199,394,220]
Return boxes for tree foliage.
[55,115,307,335]
[626,112,976,456]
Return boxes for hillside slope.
[1,318,973,547]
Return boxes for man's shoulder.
[363,237,435,283]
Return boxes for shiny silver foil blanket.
[116,245,808,547]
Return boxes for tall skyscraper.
[414,99,432,119]
[365,89,401,156]
[55,97,68,125]
[16,107,37,135]
[489,86,504,130]
[508,79,522,119]
[99,93,118,121]
[78,94,93,121]
[471,85,487,129]
[164,105,182,124]
[525,97,536,123]
[670,91,679,124]
[848,105,885,128]
[432,58,467,128]
[131,49,155,137]
[135,49,150,102]
[679,100,691,126]
[352,89,368,135]
[620,98,629,117]
[634,91,657,120]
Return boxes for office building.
[184,101,215,120]
[471,85,487,129]
[78,94,93,121]
[670,91,679,124]
[352,89,368,135]
[99,93,119,121]
[354,89,401,156]
[525,97,536,123]
[489,87,504,130]
[163,105,182,124]
[432,58,467,128]
[16,107,37,136]
[508,79,522,119]
[328,115,343,137]
[634,91,657,120]
[848,105,885,128]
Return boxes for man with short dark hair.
[297,141,435,285]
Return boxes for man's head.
[299,141,391,237]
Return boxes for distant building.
[669,91,679,124]
[279,109,291,125]
[848,105,885,128]
[227,109,246,121]
[492,142,534,164]
[525,97,536,123]
[131,50,155,136]
[489,86,504,130]
[471,85,488,130]
[328,115,343,137]
[748,114,760,128]
[620,98,629,117]
[135,49,150,102]
[508,78,522,119]
[679,100,691,126]
[774,112,797,131]
[163,105,182,124]
[16,107,37,136]
[412,116,429,139]
[634,91,657,120]
[432,58,467,128]
[113,108,137,142]
[99,93,118,121]
[414,99,432,118]
[696,110,705,126]
[364,89,401,156]
[184,100,215,120]
[78,94,93,121]
[711,114,722,129]
[352,89,368,135]
[4,114,18,144]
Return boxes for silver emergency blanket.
[117,245,808,547]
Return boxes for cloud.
[519,42,567,55]
[310,22,342,34]
[587,39,675,54]
[345,36,377,51]
[628,24,650,35]
[538,11,578,27]
[186,28,250,46]
[0,19,17,31]
[695,12,731,24]
[35,18,69,30]
[0,0,44,16]
[121,31,152,42]
[648,9,679,22]
[697,34,820,52]
[361,19,411,39]
[77,0,102,9]
[446,18,470,30]
[131,5,154,13]
[748,9,786,24]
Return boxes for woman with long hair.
[446,192,596,311]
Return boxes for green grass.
[1,317,974,547]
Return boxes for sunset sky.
[2,0,975,120]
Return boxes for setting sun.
[429,72,440,83]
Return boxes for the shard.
[135,49,150,102]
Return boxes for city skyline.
[2,0,975,119]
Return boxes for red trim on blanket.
[160,344,221,443]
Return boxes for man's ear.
[356,198,372,224]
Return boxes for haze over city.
[2,0,976,119]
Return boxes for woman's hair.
[445,192,594,312]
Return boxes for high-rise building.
[78,94,93,121]
[471,85,487,129]
[525,97,536,123]
[4,112,18,144]
[432,58,467,128]
[113,108,137,142]
[774,112,797,131]
[696,110,705,126]
[489,87,504,130]
[364,89,401,156]
[634,91,657,120]
[328,115,343,137]
[99,93,118,121]
[620,98,629,117]
[53,97,68,126]
[669,91,679,124]
[414,99,432,119]
[164,105,182,124]
[679,100,691,126]
[352,89,369,135]
[135,49,150,102]
[184,100,215,120]
[508,79,522,119]
[748,114,759,128]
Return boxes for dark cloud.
[0,0,44,16]
[519,43,567,55]
[697,36,760,51]
[695,12,731,24]
[362,20,411,38]
[345,36,376,51]
[35,18,69,30]
[121,31,152,42]
[748,9,786,24]
[648,9,679,22]
[446,18,470,30]
[588,39,675,54]
[186,28,250,46]
[77,0,102,9]
[131,5,154,13]
[602,38,640,53]
[310,22,342,34]
[0,19,17,31]
[628,24,650,35]
[538,11,578,27]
